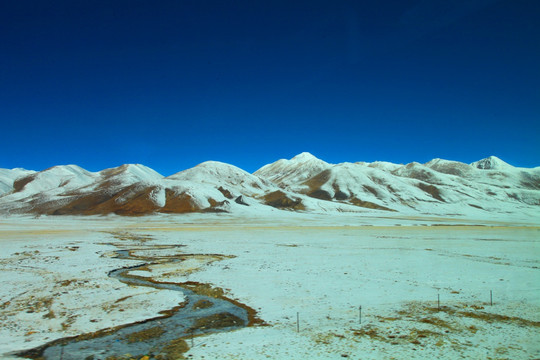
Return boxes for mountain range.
[1,153,539,219]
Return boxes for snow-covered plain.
[0,212,539,359]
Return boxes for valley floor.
[0,212,539,359]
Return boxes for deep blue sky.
[1,0,539,175]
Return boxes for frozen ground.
[0,212,539,359]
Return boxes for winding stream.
[15,247,256,359]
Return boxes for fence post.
[490,290,493,306]
[359,306,362,324]
[297,312,300,333]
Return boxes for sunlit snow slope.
[0,153,538,219]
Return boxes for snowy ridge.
[167,161,274,196]
[99,164,164,187]
[6,165,97,198]
[471,156,513,170]
[367,161,403,172]
[254,153,540,219]
[0,168,36,195]
[0,153,539,219]
[254,152,332,189]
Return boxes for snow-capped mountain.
[0,168,36,195]
[0,164,163,215]
[10,165,95,196]
[254,153,540,217]
[167,161,274,196]
[254,152,332,189]
[470,156,513,170]
[0,153,538,219]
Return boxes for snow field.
[0,222,183,357]
[152,221,540,359]
[0,214,538,359]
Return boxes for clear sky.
[1,0,539,175]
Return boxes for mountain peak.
[194,160,237,169]
[168,160,263,185]
[44,164,93,175]
[100,164,163,183]
[290,152,319,162]
[471,156,512,170]
[254,152,331,187]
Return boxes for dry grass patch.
[348,300,539,351]
[42,309,55,319]
[458,310,540,327]
[192,299,214,310]
[352,325,444,346]
[352,326,387,342]
[182,282,225,298]
[375,316,400,322]
[418,317,455,330]
[59,279,75,287]
[24,296,54,314]
[191,312,244,330]
[159,338,189,360]
[124,326,165,343]
[108,231,154,243]
[313,332,346,345]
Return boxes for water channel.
[15,247,254,359]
